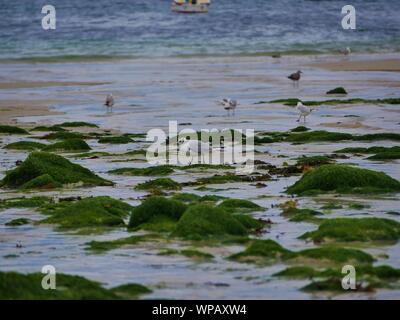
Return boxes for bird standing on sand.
[104,94,114,112]
[296,101,314,122]
[339,47,351,55]
[218,98,238,116]
[288,70,302,86]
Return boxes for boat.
[171,0,210,14]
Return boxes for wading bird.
[218,98,238,116]
[339,47,351,55]
[296,101,314,122]
[288,70,302,86]
[104,94,114,112]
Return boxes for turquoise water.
[0,0,399,61]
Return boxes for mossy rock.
[336,146,400,154]
[21,174,62,190]
[281,207,323,222]
[58,122,98,128]
[218,199,262,212]
[109,165,174,176]
[170,193,224,204]
[41,131,85,140]
[4,141,46,151]
[5,218,30,226]
[0,196,52,209]
[135,178,182,191]
[159,248,213,260]
[1,152,113,189]
[172,204,263,240]
[110,283,152,300]
[98,136,133,144]
[0,125,29,135]
[31,125,66,132]
[286,131,353,143]
[355,133,400,142]
[300,217,400,243]
[295,156,333,167]
[86,234,158,252]
[0,271,151,300]
[230,240,373,265]
[326,87,347,95]
[40,196,133,229]
[128,197,187,231]
[291,126,310,132]
[367,152,400,160]
[192,173,270,185]
[287,164,400,195]
[42,139,91,153]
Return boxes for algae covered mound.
[42,139,91,152]
[300,217,400,243]
[286,130,353,143]
[172,204,264,240]
[40,196,133,229]
[0,271,151,300]
[1,152,113,189]
[287,164,400,195]
[135,178,182,191]
[4,141,46,151]
[128,196,187,231]
[0,125,29,135]
[98,136,133,144]
[109,165,174,176]
[218,199,262,212]
[326,87,347,95]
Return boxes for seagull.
[288,70,302,86]
[104,94,114,112]
[339,47,351,55]
[218,98,238,116]
[296,101,314,122]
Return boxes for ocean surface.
[0,0,399,61]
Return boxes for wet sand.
[311,58,400,72]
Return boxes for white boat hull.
[171,3,209,13]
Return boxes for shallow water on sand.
[0,54,399,299]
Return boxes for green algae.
[109,165,174,176]
[42,139,91,153]
[21,174,62,190]
[128,197,187,231]
[4,141,46,151]
[326,87,347,95]
[300,217,400,243]
[191,173,271,185]
[39,196,133,229]
[42,131,85,140]
[218,199,262,212]
[367,152,400,160]
[0,271,151,300]
[355,133,400,142]
[295,156,333,167]
[281,207,323,223]
[98,136,133,144]
[172,204,264,240]
[58,121,98,128]
[291,126,310,132]
[86,234,158,252]
[230,239,373,266]
[159,248,214,260]
[5,218,30,226]
[335,146,400,154]
[171,193,224,204]
[286,131,353,143]
[0,125,29,135]
[0,196,52,209]
[31,125,66,132]
[135,178,182,191]
[1,152,113,189]
[287,164,400,195]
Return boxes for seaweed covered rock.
[42,139,91,153]
[40,196,133,229]
[300,217,400,243]
[4,141,46,151]
[135,178,182,191]
[0,125,29,135]
[109,165,174,176]
[1,152,113,189]
[287,164,400,195]
[218,199,262,212]
[21,174,62,190]
[290,126,310,132]
[367,152,400,161]
[286,131,353,143]
[98,136,133,144]
[326,87,347,95]
[58,121,98,128]
[0,271,151,299]
[41,131,85,140]
[172,204,263,240]
[128,196,187,231]
[295,156,333,167]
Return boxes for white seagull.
[296,101,314,122]
[104,94,114,111]
[218,98,238,116]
